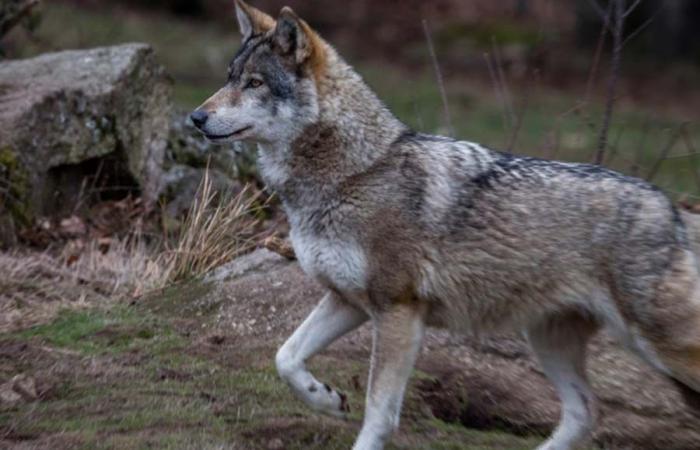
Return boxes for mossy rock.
[0,44,172,224]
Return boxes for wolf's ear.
[234,0,275,42]
[272,7,317,64]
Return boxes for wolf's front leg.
[275,291,368,417]
[353,303,426,450]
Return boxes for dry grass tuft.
[161,170,264,283]
[0,251,96,332]
[64,234,167,297]
[1,169,265,332]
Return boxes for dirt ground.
[3,248,700,449]
[0,249,547,450]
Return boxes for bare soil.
[2,249,700,449]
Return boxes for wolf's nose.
[190,109,209,129]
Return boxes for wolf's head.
[190,0,326,145]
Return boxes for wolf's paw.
[299,380,350,418]
[316,383,350,418]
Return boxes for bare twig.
[507,74,532,152]
[621,16,653,47]
[622,3,665,47]
[492,38,516,127]
[0,0,39,38]
[646,124,685,182]
[658,188,700,200]
[657,152,700,161]
[594,0,625,165]
[411,99,425,132]
[543,122,563,160]
[681,127,700,194]
[604,124,626,166]
[629,116,651,177]
[585,0,610,25]
[584,1,613,105]
[588,0,615,31]
[624,0,643,17]
[484,52,510,135]
[422,19,454,137]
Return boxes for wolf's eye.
[246,79,264,89]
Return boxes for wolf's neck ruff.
[258,46,407,204]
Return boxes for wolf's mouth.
[205,125,253,140]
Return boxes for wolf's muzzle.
[190,109,209,129]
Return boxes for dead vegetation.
[0,170,267,333]
[161,169,265,283]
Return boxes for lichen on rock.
[0,43,172,227]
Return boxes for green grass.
[17,306,180,355]
[0,295,548,449]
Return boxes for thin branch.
[629,116,651,177]
[484,52,510,135]
[0,0,39,38]
[507,72,533,152]
[594,0,625,165]
[604,124,626,166]
[492,38,516,127]
[682,127,698,155]
[681,127,700,194]
[585,0,611,25]
[622,3,665,47]
[646,124,685,182]
[658,188,700,200]
[583,1,613,105]
[624,0,643,18]
[410,99,425,132]
[657,151,700,161]
[422,19,454,137]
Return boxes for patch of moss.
[0,146,32,226]
[16,305,179,355]
[143,279,214,317]
[2,298,561,450]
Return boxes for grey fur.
[195,3,700,449]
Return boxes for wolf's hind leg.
[640,324,700,414]
[653,333,700,413]
[630,249,700,411]
[527,313,599,450]
[276,291,368,417]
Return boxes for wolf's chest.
[290,227,368,294]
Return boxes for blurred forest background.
[4,0,700,193]
[3,1,700,449]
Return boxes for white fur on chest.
[257,147,290,190]
[290,226,368,294]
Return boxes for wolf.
[191,1,700,449]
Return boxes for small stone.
[267,438,284,450]
[11,374,37,401]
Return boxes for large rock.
[0,43,171,224]
[198,249,700,449]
